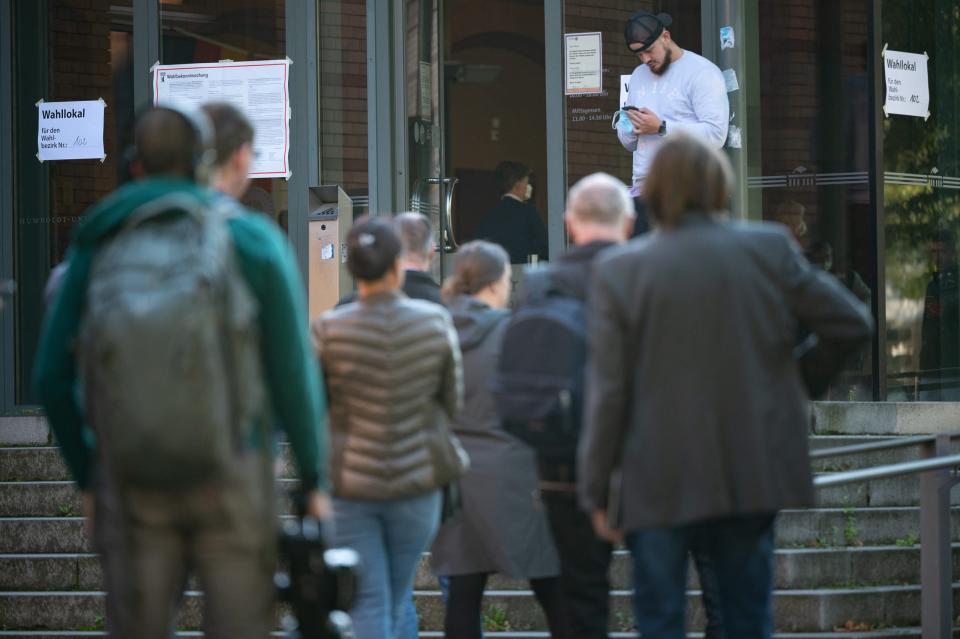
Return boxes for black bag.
[491,271,587,461]
[440,481,462,523]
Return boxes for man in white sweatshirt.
[617,12,729,235]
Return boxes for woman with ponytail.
[431,241,564,638]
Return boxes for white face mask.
[524,183,533,201]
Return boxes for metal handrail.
[810,435,941,459]
[813,453,960,488]
[810,433,959,639]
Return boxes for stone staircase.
[1,405,959,637]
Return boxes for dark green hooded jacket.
[33,177,329,492]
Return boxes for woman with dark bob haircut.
[311,216,468,639]
[431,240,564,639]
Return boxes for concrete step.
[1,584,957,633]
[811,402,960,436]
[3,434,951,482]
[0,519,88,554]
[775,507,937,548]
[0,481,301,518]
[14,402,960,446]
[2,544,950,592]
[0,507,935,554]
[813,473,960,507]
[0,555,101,591]
[414,584,960,633]
[0,448,68,482]
[3,476,951,517]
[417,544,957,591]
[808,435,960,472]
[0,632,950,639]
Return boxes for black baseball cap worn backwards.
[625,11,673,53]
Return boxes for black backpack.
[492,270,587,461]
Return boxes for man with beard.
[617,12,729,235]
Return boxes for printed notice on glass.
[565,32,602,96]
[36,99,106,162]
[882,45,930,120]
[153,59,291,178]
[620,75,631,107]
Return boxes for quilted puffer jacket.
[311,290,467,500]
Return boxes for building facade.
[1,0,958,413]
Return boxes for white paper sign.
[882,45,930,120]
[37,99,106,162]
[153,59,292,178]
[565,32,603,96]
[619,74,631,107]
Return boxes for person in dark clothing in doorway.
[338,211,440,307]
[475,161,548,264]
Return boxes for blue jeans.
[333,491,442,639]
[625,514,776,639]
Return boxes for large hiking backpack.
[79,193,264,489]
[492,270,587,461]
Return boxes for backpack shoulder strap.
[519,269,552,302]
[515,268,578,308]
[121,191,209,233]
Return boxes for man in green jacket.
[33,104,329,639]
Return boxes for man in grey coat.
[578,134,873,638]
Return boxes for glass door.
[405,0,552,280]
[405,0,453,279]
[748,0,876,400]
[442,0,549,274]
[881,0,960,400]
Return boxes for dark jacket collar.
[358,289,406,305]
[404,269,438,286]
[560,240,617,264]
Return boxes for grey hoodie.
[431,294,559,578]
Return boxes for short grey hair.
[393,212,433,260]
[565,173,634,227]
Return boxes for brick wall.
[319,0,368,197]
[757,0,869,221]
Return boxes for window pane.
[883,1,960,401]
[753,0,875,400]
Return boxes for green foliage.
[482,605,510,632]
[841,508,862,546]
[895,533,919,547]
